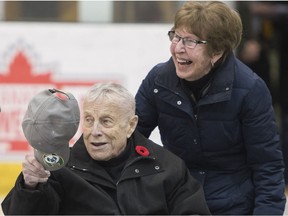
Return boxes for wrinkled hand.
[22,154,51,189]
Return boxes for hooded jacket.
[135,53,286,215]
[1,130,210,215]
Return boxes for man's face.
[82,99,137,161]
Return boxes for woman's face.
[170,29,221,81]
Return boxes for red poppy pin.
[135,145,150,156]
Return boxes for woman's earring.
[211,61,214,68]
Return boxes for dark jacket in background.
[135,53,286,215]
[1,131,210,215]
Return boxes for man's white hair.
[84,82,135,118]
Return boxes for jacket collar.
[67,130,163,187]
[69,131,157,164]
[199,53,235,105]
[155,57,181,94]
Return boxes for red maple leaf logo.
[0,51,51,83]
[0,50,119,153]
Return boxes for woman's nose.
[174,39,186,52]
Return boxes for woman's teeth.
[178,60,192,65]
[177,59,192,65]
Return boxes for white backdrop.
[0,22,172,95]
[0,22,172,160]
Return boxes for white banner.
[0,22,171,160]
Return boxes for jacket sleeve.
[1,173,62,215]
[241,77,286,214]
[135,65,160,138]
[167,160,211,215]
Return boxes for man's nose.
[91,122,102,136]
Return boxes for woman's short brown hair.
[173,1,242,58]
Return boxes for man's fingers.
[22,154,51,188]
[25,154,45,171]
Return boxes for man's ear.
[127,115,138,138]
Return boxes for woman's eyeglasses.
[168,31,207,49]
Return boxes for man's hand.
[22,154,51,189]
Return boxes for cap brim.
[34,145,70,171]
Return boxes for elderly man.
[2,82,210,215]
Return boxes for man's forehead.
[84,101,122,115]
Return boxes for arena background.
[1,1,288,214]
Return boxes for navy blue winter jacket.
[135,53,286,215]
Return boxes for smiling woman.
[135,1,286,215]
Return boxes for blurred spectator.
[249,1,288,184]
[238,38,271,92]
